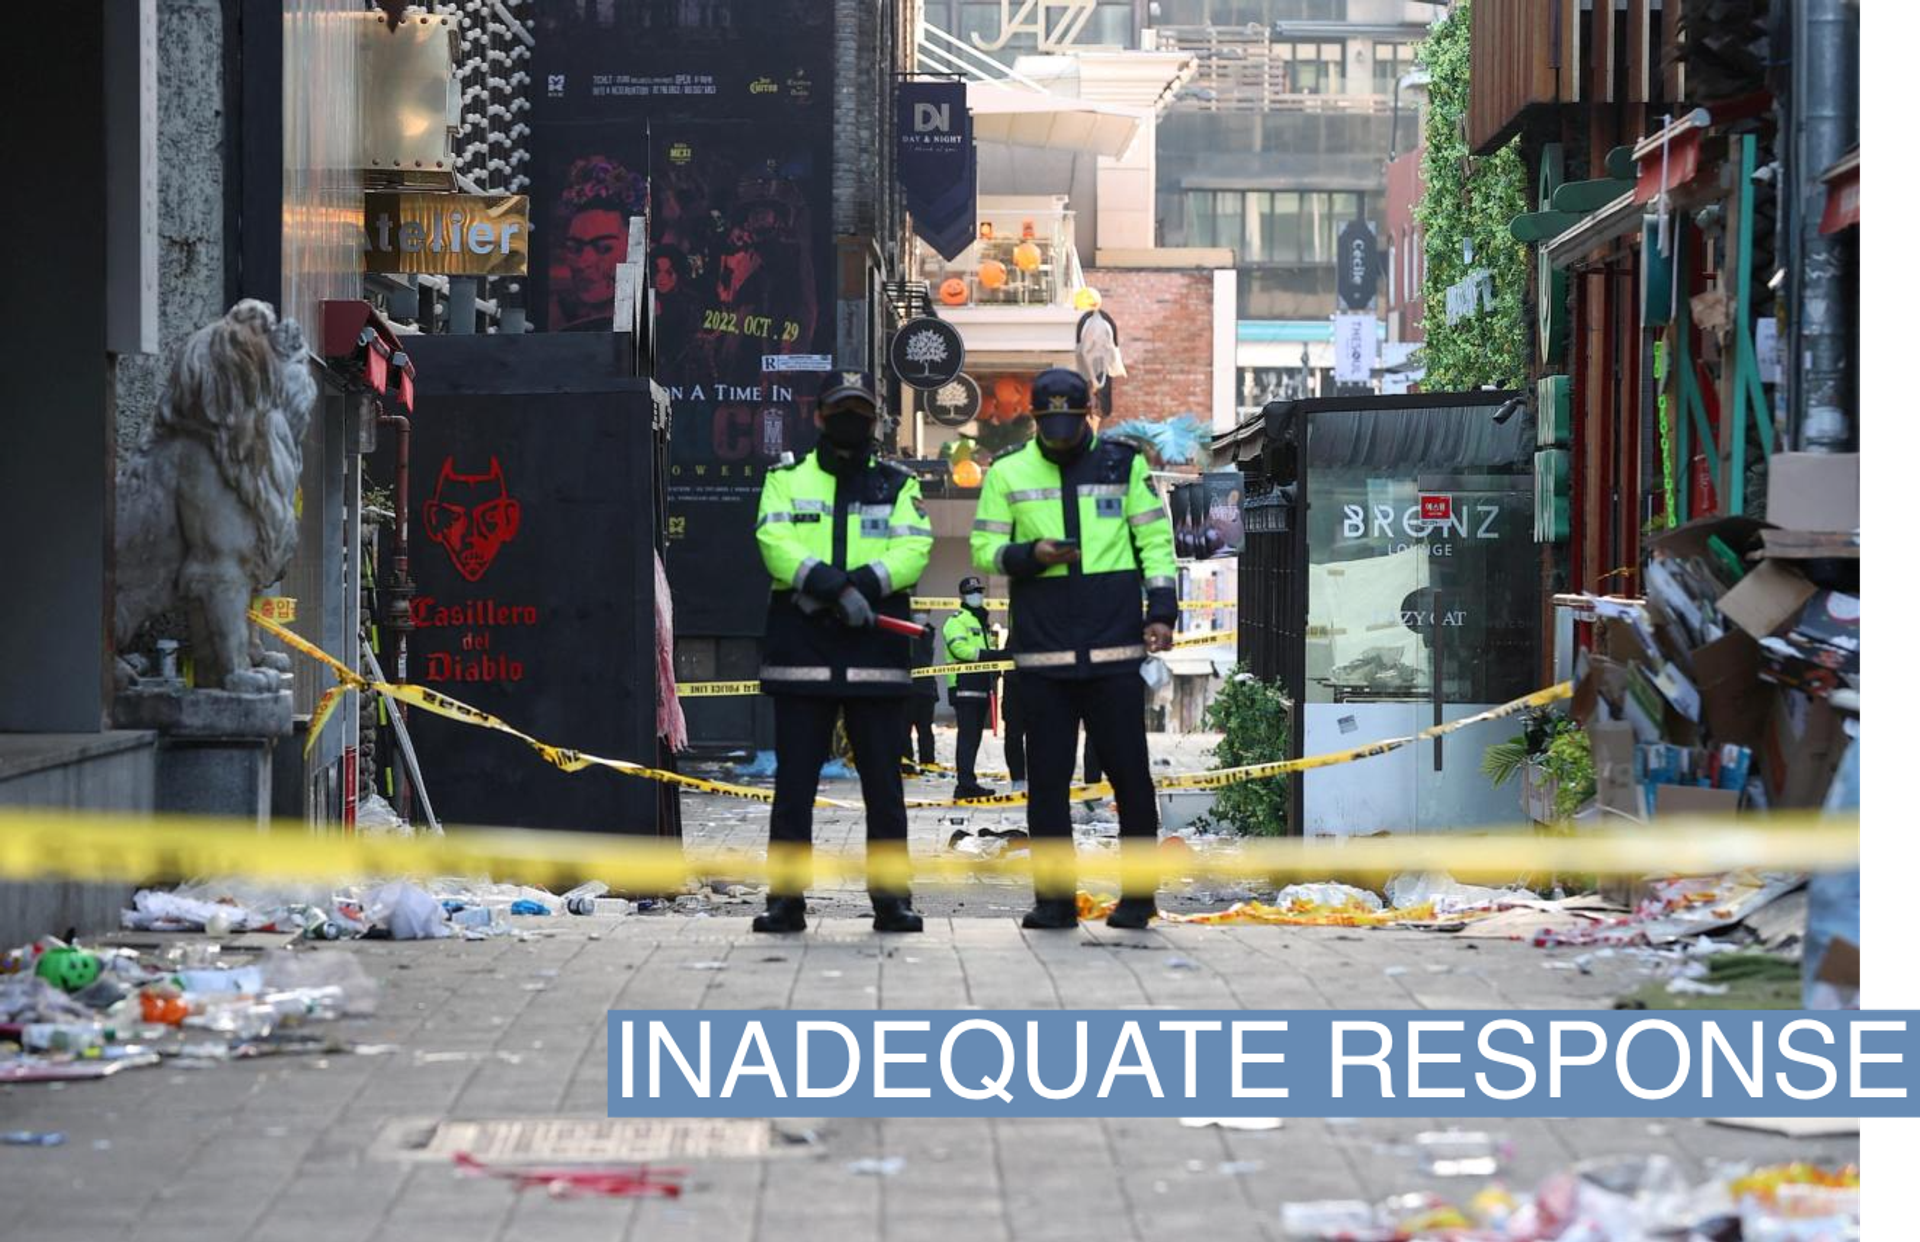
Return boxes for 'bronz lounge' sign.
[363,192,530,277]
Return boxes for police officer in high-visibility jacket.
[941,576,997,801]
[969,368,1178,929]
[754,370,934,933]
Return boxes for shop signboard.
[363,192,529,276]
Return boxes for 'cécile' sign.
[363,192,530,277]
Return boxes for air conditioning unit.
[358,10,460,189]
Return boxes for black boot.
[1021,897,1079,930]
[1106,897,1157,930]
[954,782,998,801]
[871,895,924,933]
[752,896,807,933]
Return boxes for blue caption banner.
[607,1010,1916,1119]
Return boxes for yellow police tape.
[673,680,767,699]
[1172,630,1235,648]
[910,598,1235,613]
[248,613,856,810]
[252,610,1563,812]
[0,808,1859,890]
[918,681,1579,807]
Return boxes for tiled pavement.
[0,914,1858,1242]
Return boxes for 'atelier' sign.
[363,192,530,277]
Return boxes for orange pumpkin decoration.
[951,458,983,488]
[977,259,1008,290]
[993,376,1028,411]
[1012,240,1042,272]
[938,276,969,306]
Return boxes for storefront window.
[916,204,1081,306]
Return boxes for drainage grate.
[376,1117,782,1164]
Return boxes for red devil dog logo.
[423,456,522,582]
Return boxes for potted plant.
[1481,710,1595,825]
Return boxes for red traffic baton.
[875,614,930,639]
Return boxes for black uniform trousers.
[1001,677,1027,783]
[952,696,989,787]
[901,695,936,765]
[1004,679,1097,786]
[770,694,908,896]
[1020,669,1158,896]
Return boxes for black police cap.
[819,369,879,414]
[1030,367,1091,415]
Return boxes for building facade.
[1147,1,1434,416]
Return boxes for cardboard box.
[1648,514,1770,565]
[1766,453,1859,533]
[1587,719,1645,821]
[1693,631,1768,750]
[1719,560,1816,640]
[1761,529,1860,560]
[1652,784,1741,818]
[1760,689,1847,808]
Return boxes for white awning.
[967,80,1148,160]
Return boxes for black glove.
[797,560,849,602]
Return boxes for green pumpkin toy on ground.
[35,946,104,993]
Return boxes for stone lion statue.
[115,300,317,694]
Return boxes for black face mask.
[821,409,873,453]
[1036,412,1089,458]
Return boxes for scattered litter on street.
[1711,1118,1860,1139]
[1,932,381,1086]
[1415,1130,1505,1178]
[1280,1155,1859,1240]
[1180,1117,1283,1131]
[845,1156,906,1176]
[453,1151,687,1199]
[1,1130,66,1147]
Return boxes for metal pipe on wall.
[1795,0,1857,453]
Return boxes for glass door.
[1299,466,1536,837]
[1300,468,1429,836]
[1409,472,1540,833]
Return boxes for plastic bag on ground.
[733,751,778,778]
[1386,871,1539,917]
[258,950,379,1016]
[1274,882,1383,914]
[364,881,452,940]
[122,889,271,933]
[356,792,411,838]
[0,976,92,1024]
